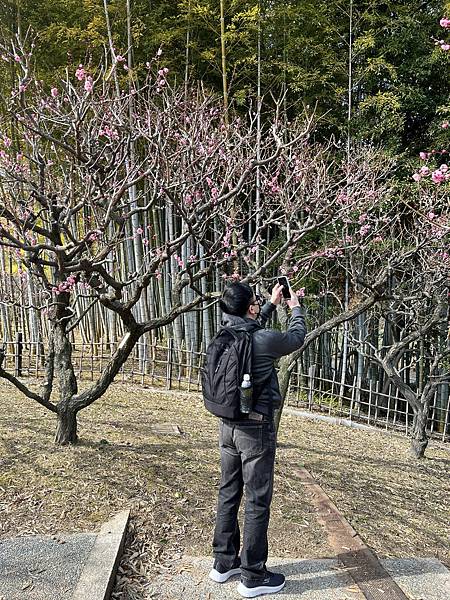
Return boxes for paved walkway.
[151,556,450,600]
[0,511,129,600]
[0,533,96,600]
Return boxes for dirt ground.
[0,379,449,599]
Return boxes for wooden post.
[367,379,372,425]
[307,364,316,409]
[14,332,23,377]
[166,338,173,390]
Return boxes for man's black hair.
[219,282,254,317]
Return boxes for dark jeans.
[212,419,277,581]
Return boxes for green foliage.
[0,0,448,157]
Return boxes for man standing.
[209,281,306,597]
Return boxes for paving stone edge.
[72,509,130,600]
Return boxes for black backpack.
[202,326,254,419]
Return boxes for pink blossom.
[440,163,448,173]
[428,211,436,219]
[441,44,450,51]
[412,173,422,182]
[419,152,428,160]
[135,227,144,235]
[337,192,349,205]
[441,121,449,129]
[84,76,94,93]
[3,136,12,148]
[14,55,20,62]
[296,288,305,297]
[50,87,59,97]
[359,224,371,236]
[440,17,450,28]
[431,170,445,184]
[419,166,430,176]
[75,65,86,81]
[116,55,125,62]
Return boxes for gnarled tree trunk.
[55,400,78,445]
[52,300,78,445]
[410,407,429,459]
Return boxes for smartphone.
[277,276,291,299]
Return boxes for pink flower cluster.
[173,254,184,269]
[265,176,281,195]
[88,230,102,242]
[440,18,450,29]
[52,275,76,295]
[413,164,449,183]
[84,76,94,93]
[98,125,119,140]
[156,67,169,93]
[336,192,350,205]
[436,39,450,50]
[206,176,219,199]
[75,65,86,81]
[313,246,344,259]
[223,250,237,260]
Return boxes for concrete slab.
[150,557,365,600]
[0,510,129,600]
[150,557,450,600]
[382,558,450,600]
[0,532,96,600]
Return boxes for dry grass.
[0,379,449,599]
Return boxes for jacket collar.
[221,313,262,330]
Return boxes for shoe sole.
[236,580,285,598]
[209,567,241,583]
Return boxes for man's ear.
[248,303,257,316]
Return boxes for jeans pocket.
[234,425,263,458]
[220,420,236,453]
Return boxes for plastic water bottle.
[239,374,253,414]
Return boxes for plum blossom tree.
[0,38,398,444]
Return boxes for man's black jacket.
[221,302,307,417]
